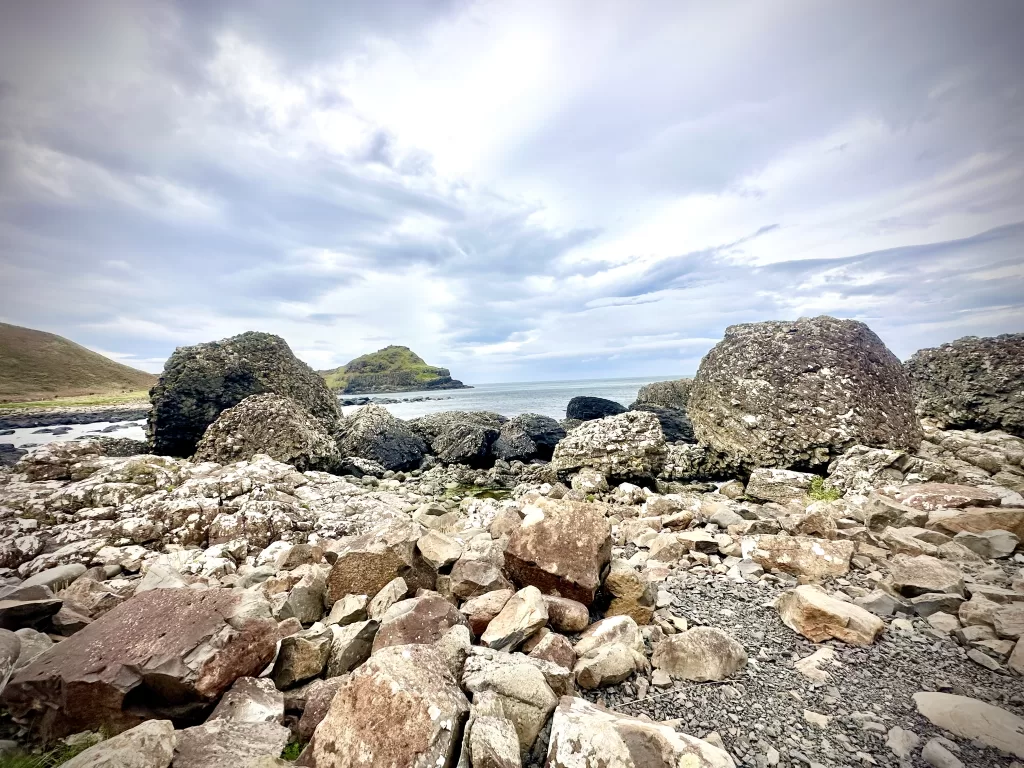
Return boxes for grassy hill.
[0,322,157,403]
[321,345,469,393]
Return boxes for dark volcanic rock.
[689,315,922,469]
[147,331,340,457]
[336,404,426,471]
[905,333,1024,436]
[409,411,507,467]
[1,588,278,741]
[194,393,341,471]
[565,396,627,421]
[629,404,694,443]
[491,413,567,462]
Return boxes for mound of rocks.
[905,332,1024,436]
[336,404,426,471]
[148,332,340,457]
[552,411,667,482]
[566,396,627,421]
[193,393,341,472]
[689,316,922,469]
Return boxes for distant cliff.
[320,346,471,394]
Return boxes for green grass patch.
[807,476,842,502]
[281,738,305,761]
[0,739,98,767]
[0,391,150,409]
[443,484,512,501]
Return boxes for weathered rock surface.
[651,627,747,681]
[173,719,290,768]
[335,404,426,471]
[61,719,176,768]
[193,393,340,471]
[325,519,433,604]
[688,316,922,469]
[409,410,505,467]
[492,413,566,462]
[148,331,340,457]
[889,482,1001,511]
[745,468,816,503]
[566,396,627,421]
[1,588,278,740]
[913,692,1024,758]
[927,506,1024,539]
[632,379,692,410]
[480,586,548,651]
[742,535,854,579]
[371,593,465,653]
[776,585,885,645]
[551,411,667,482]
[504,498,612,605]
[888,555,965,597]
[629,404,694,443]
[905,333,1024,436]
[208,677,284,723]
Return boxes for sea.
[4,375,684,449]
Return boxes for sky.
[1,0,1023,383]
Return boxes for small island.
[319,345,471,394]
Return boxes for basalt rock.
[335,404,426,472]
[566,396,627,421]
[492,413,566,462]
[552,411,668,482]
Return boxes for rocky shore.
[0,320,1022,768]
[0,401,150,430]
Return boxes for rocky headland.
[321,345,471,394]
[0,317,1022,767]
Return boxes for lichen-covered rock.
[746,468,817,503]
[742,535,853,580]
[148,331,340,457]
[632,379,692,410]
[689,316,922,469]
[566,396,627,421]
[1,588,278,740]
[906,333,1024,437]
[61,719,176,768]
[629,404,694,443]
[325,519,434,604]
[371,594,466,653]
[193,393,340,471]
[492,413,566,462]
[552,411,667,482]
[658,443,739,482]
[307,644,470,768]
[335,404,426,471]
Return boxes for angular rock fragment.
[742,534,853,579]
[173,719,290,768]
[776,585,884,645]
[325,520,434,604]
[371,593,466,653]
[651,626,747,681]
[480,586,548,652]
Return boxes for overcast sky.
[1,1,1023,382]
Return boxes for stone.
[746,469,816,503]
[994,603,1024,639]
[543,596,590,633]
[573,643,641,690]
[742,534,853,579]
[566,396,628,421]
[888,554,964,597]
[546,696,736,768]
[450,559,514,601]
[337,404,428,471]
[884,726,920,759]
[504,497,612,605]
[912,593,964,618]
[193,393,341,472]
[371,593,466,653]
[326,620,378,676]
[61,719,176,768]
[793,647,837,682]
[651,626,746,682]
[134,564,188,594]
[1,588,278,740]
[528,632,576,671]
[417,530,464,571]
[271,624,332,689]
[461,589,514,636]
[603,559,656,625]
[633,379,692,410]
[269,564,327,625]
[325,594,368,626]
[570,468,608,494]
[913,692,1024,759]
[307,645,469,768]
[575,616,644,658]
[296,677,346,742]
[325,519,434,604]
[148,330,340,457]
[22,564,87,591]
[208,677,284,723]
[492,413,566,462]
[408,411,504,467]
[890,483,1002,511]
[0,629,19,696]
[905,332,1024,436]
[776,585,884,645]
[927,612,961,634]
[927,506,1024,539]
[367,577,408,621]
[172,720,290,768]
[688,316,921,470]
[1009,638,1024,675]
[921,738,964,768]
[481,586,548,652]
[953,530,1019,560]
[551,411,668,482]
[629,404,694,443]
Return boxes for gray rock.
[0,629,20,697]
[922,738,964,768]
[336,404,426,471]
[884,726,920,759]
[62,719,176,768]
[173,720,290,768]
[551,411,667,483]
[326,620,377,677]
[629,404,695,443]
[688,315,922,469]
[746,468,816,503]
[480,586,548,652]
[270,624,332,689]
[914,692,1024,758]
[651,626,747,681]
[952,529,1019,560]
[208,677,284,724]
[22,564,87,591]
[632,379,692,410]
[492,413,566,462]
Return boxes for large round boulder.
[905,333,1024,437]
[193,393,341,472]
[409,411,506,467]
[491,413,567,462]
[336,404,426,471]
[689,316,921,469]
[565,396,626,421]
[148,332,340,457]
[551,410,667,482]
[631,379,692,409]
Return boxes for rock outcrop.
[688,316,922,469]
[905,333,1024,436]
[632,379,692,410]
[335,404,426,471]
[552,410,667,482]
[565,396,627,421]
[148,332,340,457]
[492,413,566,462]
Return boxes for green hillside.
[0,322,157,402]
[321,345,469,393]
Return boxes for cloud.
[1,0,1022,382]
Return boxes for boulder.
[409,411,506,467]
[546,696,736,768]
[296,677,346,742]
[905,333,1024,436]
[953,530,1018,560]
[492,413,566,462]
[504,498,612,605]
[574,616,644,658]
[371,594,466,653]
[172,719,290,768]
[543,596,590,633]
[573,643,641,690]
[746,468,816,503]
[551,411,667,482]
[193,393,340,471]
[417,530,464,572]
[1,588,278,740]
[888,555,964,597]
[335,404,426,471]
[688,316,922,469]
[307,644,470,768]
[325,520,434,605]
[464,699,521,768]
[602,559,656,625]
[148,331,340,457]
[461,590,514,636]
[913,692,1024,759]
[325,620,377,676]
[450,559,514,601]
[271,624,332,689]
[629,404,694,443]
[529,633,576,671]
[632,379,692,410]
[61,719,176,768]
[651,627,747,681]
[927,506,1024,539]
[741,535,853,580]
[776,585,884,645]
[889,483,1001,511]
[480,586,548,651]
[566,396,627,421]
[208,677,284,723]
[0,629,19,696]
